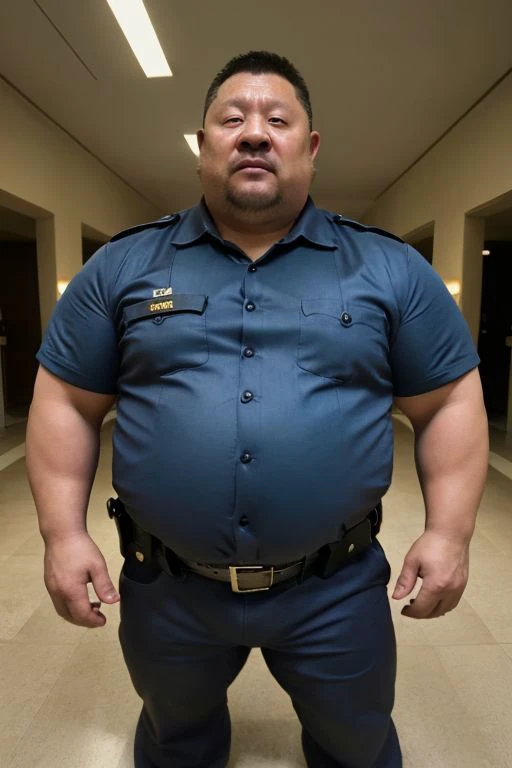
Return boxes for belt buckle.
[229,565,274,593]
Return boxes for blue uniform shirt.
[38,198,479,564]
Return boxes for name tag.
[124,294,207,323]
[149,299,174,312]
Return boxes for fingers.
[89,560,120,605]
[50,584,108,628]
[401,591,439,619]
[392,557,419,600]
[401,586,462,619]
[43,536,120,628]
[392,532,469,620]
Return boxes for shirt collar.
[170,196,336,249]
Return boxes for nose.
[237,117,271,152]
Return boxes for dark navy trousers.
[118,540,402,768]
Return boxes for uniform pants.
[118,539,402,768]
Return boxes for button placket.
[233,270,263,559]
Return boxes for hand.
[43,532,120,628]
[392,530,470,619]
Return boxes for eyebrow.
[220,98,289,111]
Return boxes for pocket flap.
[301,299,342,319]
[301,300,386,331]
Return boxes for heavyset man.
[27,51,488,768]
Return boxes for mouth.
[233,159,274,174]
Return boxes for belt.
[181,555,321,593]
[108,500,382,594]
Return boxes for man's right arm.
[26,366,119,628]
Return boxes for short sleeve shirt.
[37,198,479,564]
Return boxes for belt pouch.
[315,518,373,578]
[107,497,155,560]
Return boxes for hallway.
[0,418,511,767]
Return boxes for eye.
[269,117,286,124]
[224,117,243,124]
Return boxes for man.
[26,51,488,768]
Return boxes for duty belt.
[107,499,382,593]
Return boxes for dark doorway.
[82,224,108,266]
[411,235,433,264]
[0,208,40,418]
[478,240,512,429]
[82,237,105,265]
[405,222,434,265]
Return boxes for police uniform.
[37,197,479,768]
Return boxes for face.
[197,72,320,216]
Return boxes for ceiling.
[1,0,512,219]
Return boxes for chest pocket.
[297,299,389,382]
[121,294,209,378]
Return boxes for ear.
[309,131,321,161]
[197,129,205,151]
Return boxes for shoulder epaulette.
[333,214,404,244]
[110,213,180,243]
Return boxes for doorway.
[404,221,434,264]
[478,208,512,431]
[0,206,40,424]
[82,223,108,265]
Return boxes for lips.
[233,159,274,173]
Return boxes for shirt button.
[241,391,254,403]
[341,312,352,325]
[239,516,249,526]
[246,302,256,312]
[243,348,255,358]
[240,452,252,464]
[248,265,257,273]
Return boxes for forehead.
[213,72,301,110]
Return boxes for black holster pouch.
[107,497,185,578]
[314,502,382,579]
[107,497,155,560]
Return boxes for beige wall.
[364,72,512,342]
[0,80,162,331]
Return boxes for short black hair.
[203,51,313,130]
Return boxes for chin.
[225,186,281,213]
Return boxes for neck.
[204,197,305,261]
[217,220,294,261]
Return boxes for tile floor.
[0,418,511,767]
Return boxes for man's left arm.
[393,368,488,619]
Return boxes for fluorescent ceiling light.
[184,134,200,157]
[106,0,172,78]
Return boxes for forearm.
[26,397,101,543]
[414,398,488,544]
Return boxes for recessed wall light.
[105,0,172,78]
[444,279,461,298]
[184,134,200,157]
